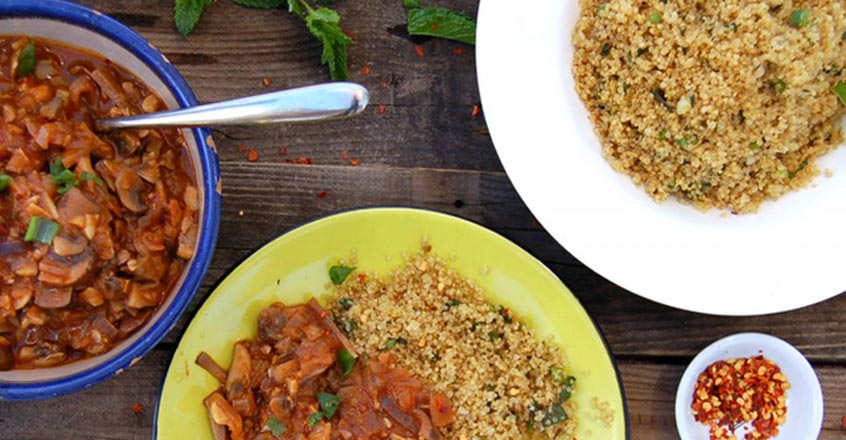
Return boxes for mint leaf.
[306,7,354,81]
[329,265,355,285]
[408,6,476,44]
[289,0,306,17]
[403,0,421,9]
[174,0,212,36]
[16,40,36,78]
[232,0,285,8]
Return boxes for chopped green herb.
[498,305,512,323]
[0,173,11,192]
[559,376,576,402]
[636,47,648,57]
[749,141,761,150]
[600,43,611,56]
[24,216,60,244]
[445,298,460,308]
[541,404,569,427]
[383,338,398,350]
[337,348,355,377]
[403,0,420,9]
[307,411,324,428]
[16,40,36,78]
[49,157,79,194]
[484,384,495,391]
[407,7,476,44]
[305,6,355,81]
[265,417,285,436]
[648,11,662,24]
[676,137,692,149]
[550,366,566,384]
[789,8,809,27]
[329,265,355,285]
[335,317,358,333]
[338,298,354,310]
[658,130,667,141]
[317,392,341,419]
[833,81,846,105]
[81,171,104,186]
[431,352,440,361]
[487,330,501,341]
[773,79,787,94]
[788,158,809,179]
[729,22,738,32]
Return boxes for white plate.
[476,0,846,315]
[675,333,823,439]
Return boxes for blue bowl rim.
[0,0,221,400]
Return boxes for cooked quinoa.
[573,0,846,213]
[326,247,578,439]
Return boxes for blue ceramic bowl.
[0,0,221,399]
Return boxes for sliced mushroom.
[38,248,95,287]
[34,287,72,309]
[53,233,88,257]
[114,168,148,213]
[204,391,242,440]
[125,282,161,309]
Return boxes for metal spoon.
[95,82,369,130]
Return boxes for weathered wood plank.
[1,355,842,439]
[75,0,499,172]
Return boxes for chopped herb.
[383,338,398,350]
[81,171,104,186]
[487,330,501,341]
[338,298,354,310]
[484,384,495,391]
[648,11,662,24]
[498,305,512,323]
[445,298,460,308]
[335,317,358,333]
[550,366,566,384]
[833,81,846,105]
[600,43,611,56]
[431,352,440,361]
[658,129,667,141]
[636,47,648,57]
[24,216,60,244]
[788,158,809,179]
[773,79,787,94]
[16,40,36,78]
[316,392,341,419]
[403,0,420,9]
[677,137,692,149]
[541,404,569,427]
[307,411,324,428]
[329,265,355,285]
[559,376,576,402]
[304,6,355,80]
[407,7,476,44]
[396,337,408,346]
[650,88,673,111]
[337,348,355,377]
[729,22,738,32]
[789,8,809,27]
[0,173,11,192]
[749,141,761,150]
[50,157,76,185]
[265,417,285,436]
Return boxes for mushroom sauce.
[0,36,198,369]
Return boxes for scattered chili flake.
[360,65,371,75]
[358,273,366,283]
[247,148,259,162]
[351,159,361,166]
[692,356,790,440]
[841,415,846,430]
[278,146,288,155]
[132,403,143,414]
[415,45,425,57]
[317,191,328,199]
[238,144,246,153]
[261,77,272,87]
[471,104,481,118]
[377,104,387,114]
[453,47,464,55]
[286,157,314,165]
[340,149,349,160]
[431,23,439,30]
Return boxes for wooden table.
[2,1,845,438]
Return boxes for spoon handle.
[96,82,369,130]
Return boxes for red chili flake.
[471,104,481,118]
[414,45,425,57]
[346,32,357,41]
[358,273,366,283]
[261,77,272,87]
[132,404,143,414]
[278,146,288,155]
[317,191,328,199]
[841,415,846,430]
[453,48,464,55]
[360,65,371,75]
[377,104,387,114]
[431,23,439,30]
[238,144,246,153]
[296,157,313,165]
[350,159,361,166]
[340,150,349,160]
[247,148,259,162]
[381,81,390,89]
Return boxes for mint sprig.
[173,0,353,80]
[407,6,476,45]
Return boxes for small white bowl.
[675,333,823,440]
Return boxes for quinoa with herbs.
[326,247,579,439]
[573,0,846,213]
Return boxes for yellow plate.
[155,208,629,439]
